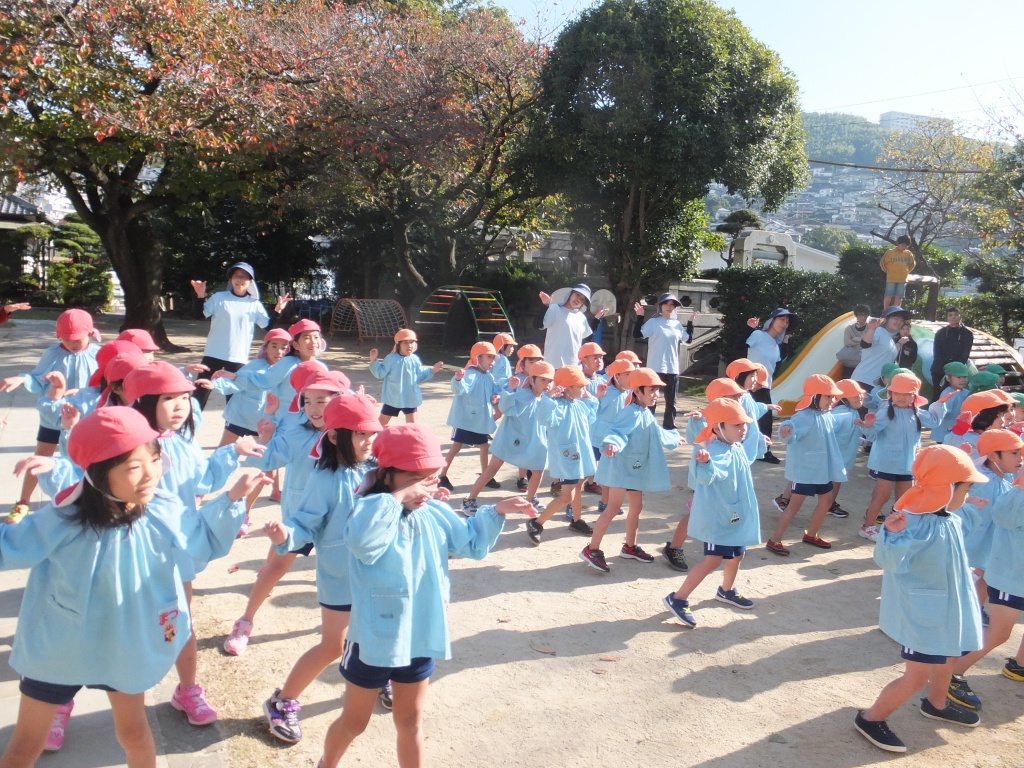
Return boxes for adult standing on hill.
[930,306,973,400]
[745,308,800,464]
[880,236,915,310]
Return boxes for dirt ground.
[1,313,1022,768]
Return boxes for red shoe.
[765,539,790,556]
[584,481,602,494]
[802,532,832,549]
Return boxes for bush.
[48,261,112,311]
[837,244,887,314]
[935,294,1024,344]
[716,263,849,361]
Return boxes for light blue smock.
[345,493,504,667]
[446,368,498,435]
[931,387,969,444]
[583,371,607,398]
[943,429,981,454]
[213,357,270,432]
[640,316,684,374]
[737,391,768,462]
[781,408,848,485]
[590,384,630,447]
[986,486,1024,597]
[956,464,1012,570]
[39,385,103,429]
[874,511,983,657]
[234,356,330,420]
[595,403,679,492]
[830,405,863,472]
[491,354,513,389]
[275,464,366,605]
[1,488,244,694]
[489,388,550,471]
[202,291,270,363]
[246,416,321,523]
[687,439,761,547]
[867,405,940,476]
[369,352,435,409]
[541,396,598,480]
[19,343,99,431]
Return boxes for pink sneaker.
[237,516,251,538]
[171,683,218,726]
[269,489,282,503]
[223,619,253,656]
[43,700,74,751]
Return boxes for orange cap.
[528,361,555,379]
[577,342,606,360]
[394,328,417,343]
[725,358,758,380]
[976,428,1024,456]
[895,444,988,514]
[960,390,1011,421]
[753,363,769,384]
[887,372,922,394]
[517,344,543,360]
[835,379,867,399]
[615,350,643,364]
[605,359,635,377]
[554,366,588,388]
[696,397,753,443]
[493,333,516,348]
[627,367,665,390]
[467,341,497,368]
[794,374,843,410]
[705,377,745,401]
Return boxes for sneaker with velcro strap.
[947,675,982,710]
[663,593,697,627]
[264,689,302,743]
[715,586,754,609]
[620,543,654,562]
[1003,657,1024,681]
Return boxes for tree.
[515,0,808,345]
[802,225,859,255]
[715,209,763,266]
[802,112,891,166]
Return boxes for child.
[930,362,970,443]
[190,262,286,409]
[663,398,759,627]
[117,328,161,355]
[859,372,943,543]
[1009,393,1024,435]
[942,389,1015,455]
[615,350,643,366]
[260,394,381,743]
[491,332,516,388]
[575,341,607,496]
[590,359,636,514]
[726,358,780,463]
[0,308,99,522]
[509,344,545,490]
[437,342,500,491]
[368,329,443,426]
[947,469,1024,711]
[0,407,264,760]
[894,320,918,369]
[222,369,351,656]
[854,445,984,753]
[464,361,554,514]
[317,425,532,768]
[632,293,686,428]
[879,235,915,310]
[766,375,848,555]
[582,368,681,573]
[525,366,599,543]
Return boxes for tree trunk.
[391,219,429,294]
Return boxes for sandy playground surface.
[0,313,1022,768]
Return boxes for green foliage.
[802,225,859,255]
[837,244,888,314]
[936,293,1024,345]
[640,200,724,291]
[715,209,763,239]
[801,112,891,166]
[48,261,112,311]
[920,244,963,287]
[51,215,104,264]
[716,263,848,360]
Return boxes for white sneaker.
[858,525,879,543]
[223,619,253,656]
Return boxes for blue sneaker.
[663,593,696,627]
[947,675,982,710]
[527,497,544,515]
[597,501,607,515]
[461,498,478,516]
[564,505,574,523]
[715,586,754,609]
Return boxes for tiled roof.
[0,195,44,220]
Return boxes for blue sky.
[493,0,1024,135]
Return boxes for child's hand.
[764,436,772,446]
[538,291,551,306]
[767,404,782,413]
[596,383,608,399]
[194,378,214,390]
[43,371,66,398]
[211,370,236,381]
[695,448,710,463]
[491,394,500,405]
[4,302,30,313]
[256,418,276,442]
[508,377,520,391]
[746,317,759,329]
[432,361,444,373]
[959,443,973,456]
[60,403,80,431]
[264,393,280,416]
[0,376,25,393]
[228,472,272,502]
[14,455,56,477]
[884,509,907,533]
[263,520,287,546]
[369,349,379,363]
[454,369,465,381]
[866,317,881,329]
[393,477,437,509]
[966,496,989,508]
[604,443,618,458]
[234,436,267,458]
[433,487,450,502]
[182,363,209,375]
[495,496,537,518]
[190,280,206,298]
[686,410,702,420]
[862,413,876,428]
[779,425,792,439]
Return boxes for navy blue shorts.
[36,425,61,445]
[900,647,970,665]
[592,446,601,461]
[339,641,434,689]
[319,602,352,612]
[20,677,116,705]
[704,543,746,560]
[988,586,1024,611]
[792,482,834,497]
[225,423,258,438]
[451,428,489,446]
[559,478,581,486]
[290,542,314,557]
[870,469,914,483]
[381,404,417,417]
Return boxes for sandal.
[802,532,832,549]
[765,539,790,556]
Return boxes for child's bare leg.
[320,683,378,768]
[975,571,988,608]
[439,442,463,478]
[467,456,504,499]
[589,487,627,551]
[379,413,393,427]
[952,604,1017,676]
[175,583,198,688]
[478,444,489,473]
[924,659,958,711]
[108,691,157,768]
[669,513,689,548]
[393,679,430,768]
[805,493,833,538]
[525,469,544,500]
[537,484,575,525]
[674,554,724,600]
[771,493,808,542]
[721,553,744,592]
[17,441,57,504]
[863,479,893,528]
[239,550,299,624]
[623,491,643,546]
[569,482,583,521]
[0,695,57,768]
[270,468,281,494]
[279,609,350,700]
[862,660,932,721]
[218,430,238,448]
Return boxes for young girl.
[633,293,686,429]
[1,407,264,763]
[576,341,607,496]
[491,332,516,388]
[1,308,100,522]
[40,338,142,424]
[437,342,500,491]
[463,361,554,514]
[855,445,985,753]
[663,398,758,627]
[510,344,544,389]
[259,394,381,744]
[590,359,636,515]
[726,358,780,463]
[582,368,681,573]
[930,362,970,443]
[368,329,443,426]
[859,372,943,543]
[211,328,292,444]
[222,369,351,656]
[947,468,1024,711]
[191,263,288,409]
[942,389,1015,455]
[525,366,599,543]
[317,425,532,768]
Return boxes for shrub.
[48,261,112,311]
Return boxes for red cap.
[263,328,292,345]
[288,319,321,337]
[372,424,444,472]
[116,328,160,352]
[67,406,161,470]
[122,361,195,405]
[104,352,149,385]
[287,361,329,413]
[311,394,382,458]
[56,308,98,341]
[89,339,144,387]
[300,370,352,397]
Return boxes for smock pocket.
[904,588,946,628]
[157,601,183,645]
[621,449,646,476]
[558,442,582,464]
[368,588,409,638]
